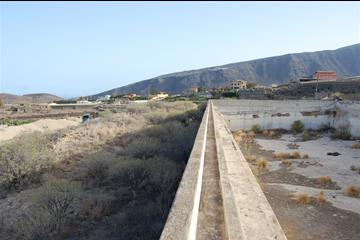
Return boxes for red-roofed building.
[312,71,337,81]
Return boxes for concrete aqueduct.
[160,99,360,240]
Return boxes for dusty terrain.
[0,117,81,142]
[234,131,360,240]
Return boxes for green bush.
[291,120,304,134]
[250,124,262,134]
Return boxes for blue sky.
[1,1,359,98]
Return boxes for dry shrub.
[81,153,117,186]
[121,136,162,159]
[262,130,281,138]
[287,143,299,149]
[344,186,360,198]
[80,191,115,220]
[292,151,301,159]
[319,176,332,185]
[351,143,360,149]
[246,155,257,162]
[273,151,301,159]
[296,193,310,204]
[250,124,262,134]
[0,132,56,190]
[257,158,267,170]
[302,154,309,159]
[331,124,352,140]
[281,160,292,166]
[233,130,255,146]
[18,179,82,239]
[302,130,320,141]
[316,191,326,204]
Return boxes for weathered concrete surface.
[161,101,287,239]
[196,105,225,239]
[160,104,209,240]
[214,99,360,136]
[212,101,287,240]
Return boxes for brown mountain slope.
[91,43,360,97]
[0,93,63,104]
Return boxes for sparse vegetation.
[251,124,262,134]
[246,155,257,162]
[351,143,360,149]
[291,120,304,134]
[331,125,352,140]
[287,143,299,149]
[0,101,204,240]
[257,158,267,170]
[302,130,320,141]
[316,191,326,204]
[0,118,36,126]
[281,160,292,166]
[262,130,282,138]
[0,132,56,192]
[273,151,301,159]
[302,154,309,159]
[318,176,332,185]
[295,193,310,204]
[344,186,360,198]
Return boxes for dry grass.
[344,186,360,198]
[262,130,282,139]
[302,130,320,141]
[295,193,310,204]
[302,154,309,159]
[233,130,255,143]
[257,158,267,170]
[351,143,360,149]
[316,191,326,204]
[281,160,292,166]
[319,176,332,185]
[273,151,301,159]
[287,143,299,149]
[246,155,257,162]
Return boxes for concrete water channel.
[161,99,360,240]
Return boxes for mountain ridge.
[89,43,359,97]
[0,93,63,104]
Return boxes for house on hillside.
[150,92,169,100]
[231,80,247,91]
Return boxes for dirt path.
[196,110,225,240]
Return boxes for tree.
[0,99,3,108]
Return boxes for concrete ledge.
[212,101,288,240]
[160,103,209,240]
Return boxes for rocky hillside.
[92,43,360,97]
[0,93,63,104]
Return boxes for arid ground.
[234,130,360,240]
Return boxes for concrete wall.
[160,104,209,240]
[213,99,360,136]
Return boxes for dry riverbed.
[234,131,360,240]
